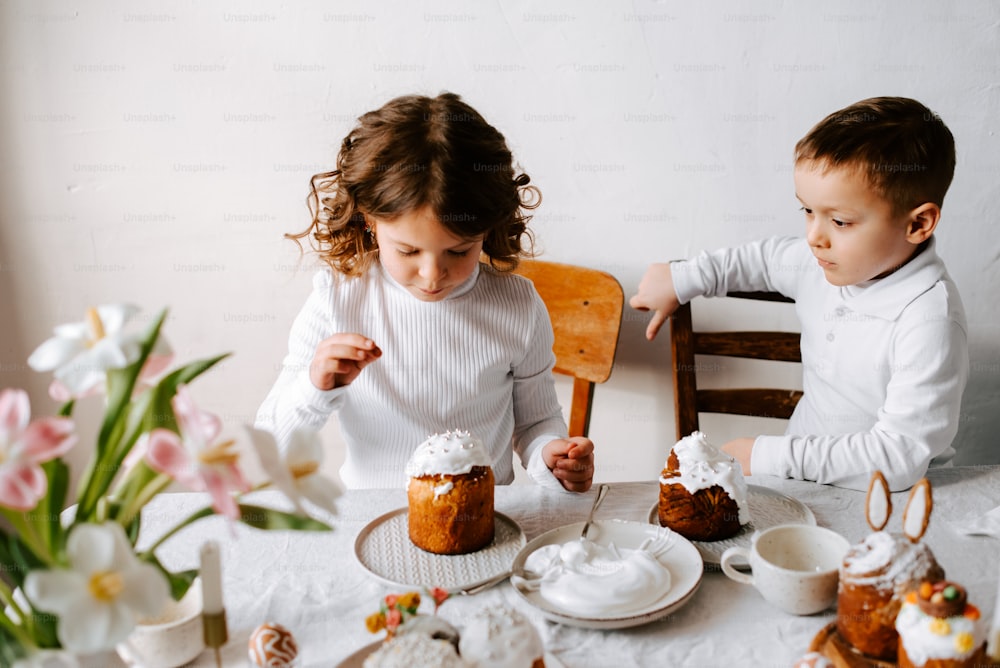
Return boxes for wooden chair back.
[514,259,624,437]
[669,291,802,441]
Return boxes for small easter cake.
[362,633,466,667]
[896,580,988,668]
[458,605,545,668]
[405,430,495,555]
[657,431,750,541]
[836,474,945,662]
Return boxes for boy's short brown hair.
[794,97,956,215]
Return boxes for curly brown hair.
[289,92,540,276]
[794,97,955,216]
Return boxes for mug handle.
[720,546,754,585]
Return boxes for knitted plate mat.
[648,484,816,567]
[354,509,525,591]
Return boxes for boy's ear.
[905,202,940,244]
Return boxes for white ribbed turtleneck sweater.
[255,261,569,490]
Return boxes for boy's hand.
[629,262,680,340]
[542,437,594,492]
[309,333,382,390]
[722,437,755,476]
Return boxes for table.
[131,466,1000,667]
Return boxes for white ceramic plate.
[510,519,703,630]
[354,508,525,591]
[335,641,565,668]
[647,483,816,566]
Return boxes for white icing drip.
[896,599,984,663]
[459,605,543,668]
[363,633,465,667]
[793,651,834,667]
[842,531,938,592]
[405,430,491,479]
[659,431,750,524]
[523,538,673,616]
[433,481,454,499]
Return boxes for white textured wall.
[1,0,997,488]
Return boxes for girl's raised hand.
[629,262,680,340]
[309,333,382,390]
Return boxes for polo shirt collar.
[837,237,945,321]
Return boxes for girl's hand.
[722,437,755,476]
[628,262,680,340]
[542,437,595,493]
[309,333,382,390]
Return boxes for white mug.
[116,578,204,668]
[720,524,848,615]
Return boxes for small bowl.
[116,578,205,668]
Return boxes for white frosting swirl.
[896,598,984,663]
[405,430,491,478]
[363,633,465,667]
[843,531,939,592]
[458,605,544,668]
[523,538,673,616]
[660,431,750,524]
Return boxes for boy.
[630,97,968,491]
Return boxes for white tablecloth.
[130,467,1000,667]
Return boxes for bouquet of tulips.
[0,304,339,667]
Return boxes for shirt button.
[826,332,835,342]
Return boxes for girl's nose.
[419,257,446,282]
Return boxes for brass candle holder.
[202,608,228,668]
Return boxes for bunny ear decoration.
[866,471,892,532]
[903,478,933,543]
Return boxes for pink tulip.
[144,386,249,519]
[0,389,76,511]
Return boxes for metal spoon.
[580,483,610,540]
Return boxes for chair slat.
[694,332,802,362]
[697,388,803,419]
[669,291,803,439]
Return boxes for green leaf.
[0,527,46,588]
[142,552,199,601]
[76,309,169,520]
[0,527,29,589]
[238,504,332,532]
[145,353,231,432]
[37,459,69,554]
[97,309,168,457]
[159,353,232,392]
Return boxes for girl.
[256,92,594,492]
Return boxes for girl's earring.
[365,224,376,244]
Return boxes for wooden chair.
[514,259,624,438]
[669,291,803,441]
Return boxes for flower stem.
[0,585,36,648]
[0,510,53,567]
[139,505,215,557]
[117,474,172,528]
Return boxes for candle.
[200,540,224,615]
